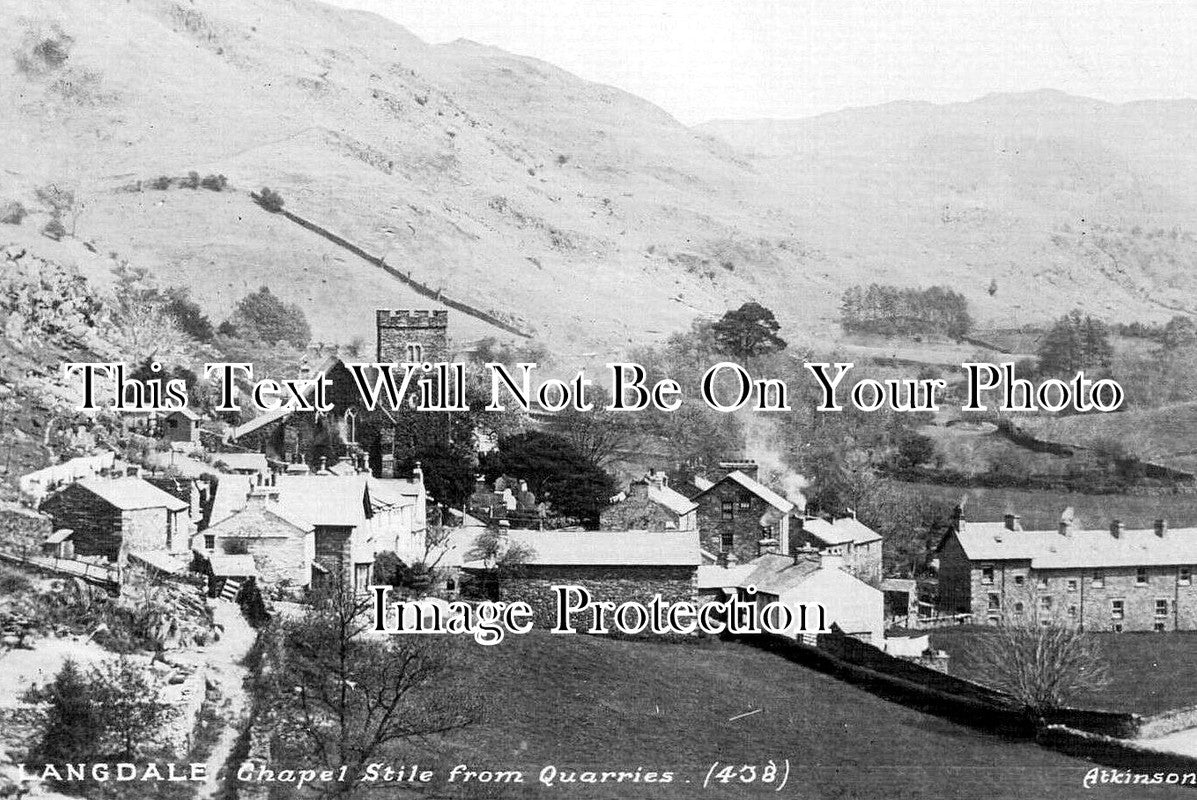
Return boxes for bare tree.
[965,587,1111,712]
[263,582,481,794]
[549,386,635,468]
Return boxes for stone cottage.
[691,464,795,563]
[791,515,883,586]
[205,469,426,593]
[202,480,316,587]
[601,470,698,531]
[40,476,192,564]
[161,408,201,446]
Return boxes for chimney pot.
[1004,513,1021,531]
[1155,519,1167,537]
[1110,519,1123,538]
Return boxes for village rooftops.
[798,516,883,547]
[648,483,699,516]
[696,470,795,513]
[737,553,824,595]
[209,474,371,529]
[952,521,1197,569]
[211,453,268,474]
[76,477,189,512]
[447,529,701,569]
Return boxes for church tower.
[376,309,449,364]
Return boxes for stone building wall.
[40,484,123,561]
[600,490,681,532]
[498,565,698,632]
[694,483,772,564]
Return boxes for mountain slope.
[3,0,1197,355]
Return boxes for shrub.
[181,170,200,189]
[0,201,28,225]
[255,186,284,212]
[150,175,173,190]
[41,217,66,241]
[200,173,227,191]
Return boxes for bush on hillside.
[255,186,285,212]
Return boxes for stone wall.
[695,483,773,563]
[498,565,698,632]
[40,483,122,561]
[120,507,172,559]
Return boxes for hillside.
[420,633,1169,799]
[3,1,1197,355]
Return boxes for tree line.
[840,284,973,339]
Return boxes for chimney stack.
[1110,519,1124,539]
[413,461,424,485]
[1059,507,1074,537]
[758,538,780,557]
[1155,519,1167,537]
[953,501,966,533]
[1004,513,1021,532]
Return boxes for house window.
[987,593,1000,611]
[1092,571,1104,588]
[981,566,994,585]
[1113,623,1124,633]
[737,493,753,511]
[720,530,734,552]
[1013,601,1024,615]
[1155,599,1169,617]
[1040,596,1052,612]
[1154,622,1166,632]
[1067,579,1078,592]
[1110,599,1124,620]
[203,534,215,551]
[1068,605,1078,619]
[1136,567,1149,586]
[987,615,999,626]
[1180,567,1192,586]
[720,500,734,521]
[1037,576,1049,590]
[405,342,424,363]
[353,564,372,593]
[1013,574,1025,587]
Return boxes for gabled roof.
[366,477,423,508]
[211,453,268,473]
[206,499,313,536]
[799,516,883,547]
[649,484,699,516]
[209,475,368,529]
[166,407,201,421]
[953,522,1197,569]
[230,407,293,440]
[449,529,701,568]
[696,564,755,590]
[738,553,823,595]
[45,529,74,544]
[75,477,188,512]
[696,470,795,513]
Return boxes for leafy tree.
[896,431,936,468]
[711,301,787,359]
[1036,310,1113,377]
[481,431,615,527]
[0,201,28,225]
[92,655,175,759]
[1161,315,1197,351]
[25,659,103,765]
[226,285,311,347]
[462,526,535,599]
[162,286,214,341]
[255,186,285,212]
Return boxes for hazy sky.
[323,0,1197,124]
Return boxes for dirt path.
[183,601,258,800]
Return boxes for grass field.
[1022,402,1197,473]
[896,479,1197,531]
[401,632,1181,799]
[931,629,1197,716]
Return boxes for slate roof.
[799,516,883,546]
[128,550,189,574]
[649,484,699,516]
[205,499,313,536]
[166,407,202,421]
[697,471,795,513]
[451,529,701,568]
[77,477,188,512]
[212,453,268,473]
[738,553,822,595]
[953,522,1197,569]
[209,475,368,529]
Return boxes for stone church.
[230,309,449,478]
